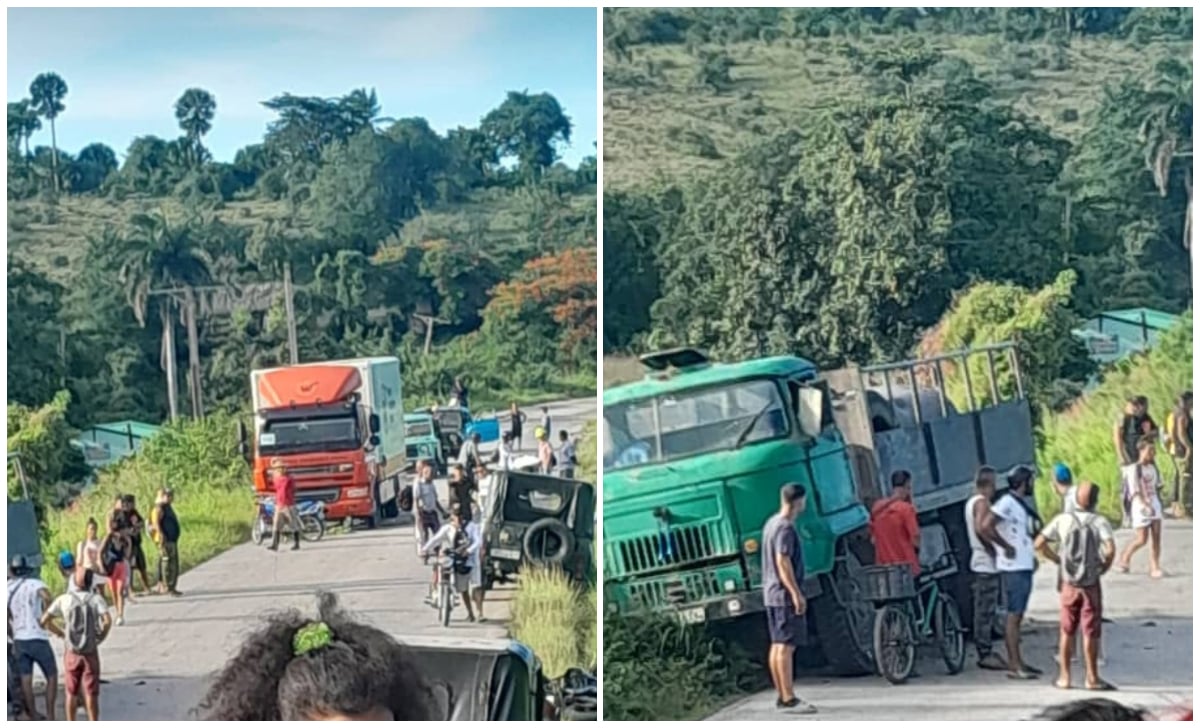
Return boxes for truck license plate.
[492,548,520,561]
[680,607,705,624]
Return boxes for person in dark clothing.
[761,483,817,715]
[121,494,153,595]
[150,488,182,596]
[451,377,469,409]
[1115,396,1157,526]
[508,402,526,451]
[447,465,476,522]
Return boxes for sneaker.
[116,617,125,626]
[776,698,818,715]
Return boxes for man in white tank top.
[964,467,1014,671]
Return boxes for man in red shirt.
[268,458,300,551]
[870,470,921,575]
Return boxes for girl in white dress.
[1117,436,1164,578]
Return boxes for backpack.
[100,538,123,576]
[1061,514,1103,588]
[65,593,100,654]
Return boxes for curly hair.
[1034,698,1147,721]
[194,592,435,720]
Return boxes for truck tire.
[810,547,876,676]
[522,518,574,566]
[382,476,400,520]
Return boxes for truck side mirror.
[369,414,381,434]
[796,387,824,439]
[237,421,251,464]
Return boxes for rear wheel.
[872,604,916,684]
[810,545,876,676]
[935,593,966,675]
[381,476,400,520]
[439,577,453,627]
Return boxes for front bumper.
[324,496,373,520]
[606,561,761,623]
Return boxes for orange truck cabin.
[247,357,406,528]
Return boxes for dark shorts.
[1060,583,1102,638]
[766,606,807,647]
[130,542,147,571]
[65,651,100,697]
[1002,570,1034,615]
[14,639,57,678]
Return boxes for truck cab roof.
[603,354,817,406]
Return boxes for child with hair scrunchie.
[195,592,435,720]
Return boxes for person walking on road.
[150,488,182,595]
[761,483,817,715]
[195,592,436,720]
[508,402,526,451]
[76,518,110,598]
[268,460,301,552]
[540,406,552,439]
[414,462,446,561]
[41,568,112,722]
[7,555,58,721]
[991,466,1043,680]
[556,430,578,479]
[1035,481,1116,692]
[1114,396,1157,527]
[1117,436,1165,578]
[965,466,1013,671]
[97,525,130,624]
[869,470,921,575]
[123,495,153,596]
[419,510,483,622]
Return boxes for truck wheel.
[382,476,400,520]
[810,548,876,676]
[523,518,574,566]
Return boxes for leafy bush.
[1036,312,1193,524]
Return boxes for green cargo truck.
[602,345,1035,674]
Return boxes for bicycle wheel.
[439,578,453,627]
[252,516,266,545]
[300,516,325,542]
[934,593,966,675]
[872,603,916,684]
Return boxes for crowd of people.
[7,488,182,721]
[758,391,1191,715]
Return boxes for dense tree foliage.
[8,74,595,430]
[603,12,1192,411]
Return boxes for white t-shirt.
[6,577,50,641]
[1061,485,1079,516]
[1040,511,1115,548]
[964,494,996,574]
[991,492,1036,572]
[45,591,109,646]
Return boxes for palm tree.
[174,88,217,167]
[110,212,216,420]
[29,72,67,191]
[7,100,41,158]
[1139,59,1193,250]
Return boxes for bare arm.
[1034,533,1057,564]
[39,602,63,638]
[775,553,805,615]
[96,612,113,644]
[972,498,1012,554]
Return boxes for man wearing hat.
[150,488,183,594]
[267,459,301,552]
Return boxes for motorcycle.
[252,497,326,545]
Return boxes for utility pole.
[284,263,299,364]
[414,313,449,356]
[161,300,179,422]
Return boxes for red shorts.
[107,561,128,596]
[65,650,101,697]
[1060,583,1102,638]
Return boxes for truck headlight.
[727,598,742,614]
[743,538,759,554]
[346,487,369,499]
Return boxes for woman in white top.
[1117,436,1164,578]
[75,518,110,594]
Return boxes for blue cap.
[57,550,74,569]
[1053,463,1072,484]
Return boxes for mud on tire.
[809,547,876,676]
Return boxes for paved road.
[708,519,1193,721]
[52,397,594,721]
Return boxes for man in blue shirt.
[760,483,817,714]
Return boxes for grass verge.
[38,414,252,594]
[509,566,597,678]
[1036,313,1192,523]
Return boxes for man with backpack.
[1035,481,1116,692]
[40,568,112,721]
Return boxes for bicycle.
[426,550,462,627]
[862,555,966,684]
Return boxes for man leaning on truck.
[761,483,818,715]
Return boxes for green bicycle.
[861,555,966,684]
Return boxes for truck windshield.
[406,421,434,439]
[259,416,359,455]
[603,378,789,471]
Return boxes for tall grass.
[39,414,252,594]
[1036,313,1192,523]
[509,567,596,678]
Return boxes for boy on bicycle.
[418,510,483,622]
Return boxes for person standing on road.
[1114,396,1157,527]
[458,432,482,470]
[991,466,1042,680]
[41,568,112,722]
[268,459,302,552]
[869,470,921,575]
[965,466,1013,671]
[761,483,817,715]
[150,488,183,596]
[508,403,526,451]
[447,464,476,522]
[123,495,153,596]
[76,518,110,598]
[536,428,554,475]
[98,525,130,625]
[7,555,58,721]
[540,407,552,438]
[1050,463,1078,516]
[1034,482,1116,692]
[1165,391,1192,516]
[1117,436,1165,578]
[556,430,578,479]
[414,462,446,561]
[496,432,517,471]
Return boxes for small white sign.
[259,433,277,446]
[680,607,706,624]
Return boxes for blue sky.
[8,8,597,165]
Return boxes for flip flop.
[1054,679,1072,690]
[1007,670,1038,680]
[1022,664,1044,676]
[1085,680,1117,691]
[1115,564,1130,574]
[1150,570,1164,579]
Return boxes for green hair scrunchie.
[293,621,334,656]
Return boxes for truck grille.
[292,488,342,503]
[615,523,721,575]
[629,571,722,609]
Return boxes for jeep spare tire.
[522,518,574,566]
